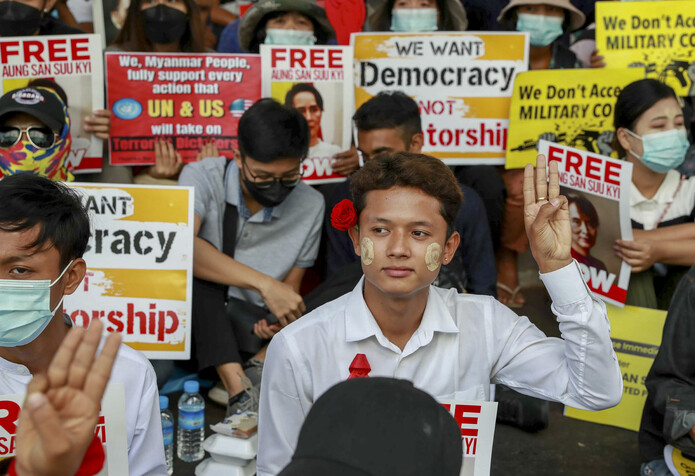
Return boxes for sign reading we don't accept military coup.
[352,32,528,165]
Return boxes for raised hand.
[15,320,121,476]
[149,139,183,179]
[523,154,573,273]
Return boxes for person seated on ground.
[638,265,695,476]
[612,79,695,310]
[0,86,73,181]
[0,173,166,474]
[495,0,585,308]
[10,320,121,476]
[95,0,207,185]
[278,378,462,476]
[178,98,324,412]
[257,151,623,475]
[321,91,496,297]
[566,192,606,271]
[368,0,467,32]
[0,0,82,35]
[218,0,336,54]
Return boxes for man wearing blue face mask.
[0,173,167,474]
[218,0,336,53]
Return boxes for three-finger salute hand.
[523,154,573,273]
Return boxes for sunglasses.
[0,125,57,149]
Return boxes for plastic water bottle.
[177,380,205,462]
[159,396,174,475]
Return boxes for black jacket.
[639,266,695,461]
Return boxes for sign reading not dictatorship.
[596,1,695,96]
[106,52,261,166]
[0,34,105,173]
[261,45,353,184]
[506,68,644,169]
[64,184,194,360]
[352,32,528,165]
[565,305,667,432]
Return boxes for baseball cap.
[0,87,66,132]
[278,377,463,476]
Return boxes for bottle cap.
[159,395,169,410]
[184,380,200,394]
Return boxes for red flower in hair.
[331,199,357,231]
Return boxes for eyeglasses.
[242,158,303,189]
[0,125,57,149]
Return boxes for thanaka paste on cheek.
[360,237,374,266]
[425,243,442,271]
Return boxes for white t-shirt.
[631,169,695,230]
[307,140,341,161]
[0,336,167,475]
[256,261,622,476]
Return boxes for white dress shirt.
[257,261,622,476]
[631,169,695,230]
[0,339,168,476]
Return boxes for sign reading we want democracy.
[64,184,194,360]
[596,1,695,96]
[352,32,528,165]
[106,52,261,166]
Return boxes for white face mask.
[264,28,317,46]
[390,8,438,32]
[0,261,72,347]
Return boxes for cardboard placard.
[64,184,194,360]
[352,32,528,165]
[439,400,497,476]
[0,34,105,173]
[106,52,261,166]
[261,45,352,184]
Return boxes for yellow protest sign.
[505,68,644,169]
[64,184,195,360]
[564,305,667,431]
[352,32,528,165]
[596,1,695,96]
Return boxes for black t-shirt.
[38,15,84,35]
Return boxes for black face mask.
[243,178,296,208]
[142,4,188,44]
[0,1,42,37]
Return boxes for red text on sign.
[270,48,342,69]
[547,145,621,186]
[0,38,90,63]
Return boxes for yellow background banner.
[506,68,644,169]
[564,305,667,431]
[595,1,695,96]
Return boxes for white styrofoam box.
[203,432,258,465]
[195,457,256,476]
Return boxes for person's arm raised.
[14,320,121,476]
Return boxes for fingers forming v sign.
[15,320,121,476]
[523,154,573,273]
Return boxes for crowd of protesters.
[1,0,695,474]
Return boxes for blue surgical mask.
[264,28,316,46]
[390,8,438,32]
[0,261,73,347]
[626,128,690,173]
[516,13,564,47]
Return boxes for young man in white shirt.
[257,152,623,475]
[0,173,167,475]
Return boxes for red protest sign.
[106,53,261,166]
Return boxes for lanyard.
[655,174,686,228]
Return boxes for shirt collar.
[630,169,681,207]
[344,277,459,344]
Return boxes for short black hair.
[238,98,310,162]
[613,79,679,156]
[0,174,90,268]
[284,83,323,110]
[353,91,422,145]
